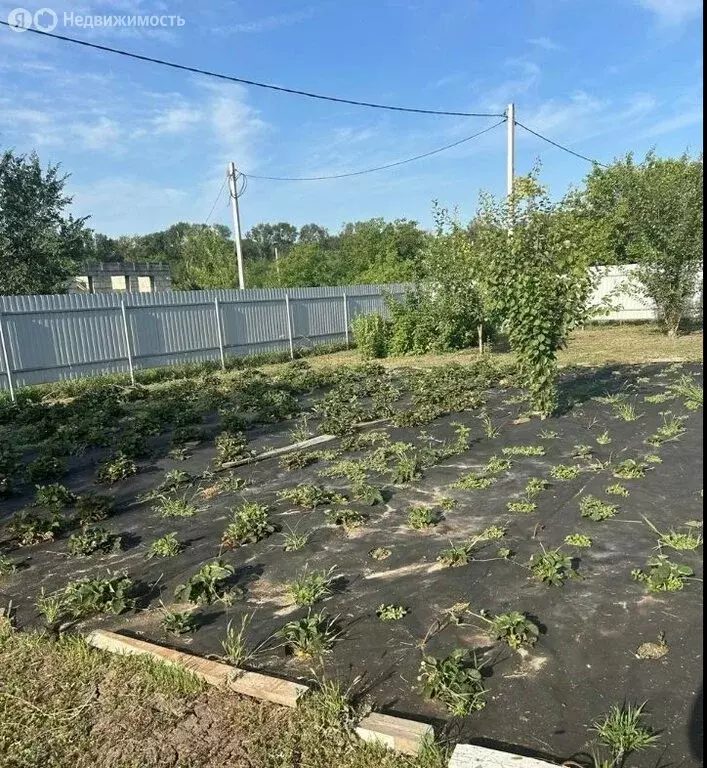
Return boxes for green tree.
[246,222,299,260]
[475,172,595,415]
[173,226,238,289]
[582,151,703,336]
[0,150,91,295]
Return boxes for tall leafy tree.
[582,151,703,336]
[245,222,299,260]
[172,226,238,289]
[0,150,91,295]
[475,172,595,415]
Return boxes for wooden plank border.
[86,629,433,754]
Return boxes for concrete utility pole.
[506,103,515,199]
[274,246,281,286]
[227,162,246,290]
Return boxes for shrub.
[352,313,389,359]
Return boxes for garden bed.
[0,357,703,766]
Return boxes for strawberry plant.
[215,431,251,465]
[417,649,486,716]
[34,483,75,511]
[96,453,137,485]
[221,502,274,548]
[145,532,182,559]
[613,459,647,479]
[59,574,135,619]
[565,533,593,548]
[437,543,471,567]
[580,495,619,521]
[632,557,694,591]
[9,509,63,546]
[67,526,121,557]
[407,506,439,530]
[480,610,539,649]
[376,604,408,620]
[73,493,113,525]
[162,609,197,636]
[325,507,366,532]
[278,483,346,509]
[175,560,237,605]
[530,547,580,586]
[288,566,337,606]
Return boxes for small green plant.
[643,453,662,464]
[389,447,423,484]
[646,412,686,445]
[565,533,593,548]
[605,483,630,497]
[376,604,409,620]
[591,703,659,767]
[289,414,312,443]
[277,610,340,659]
[351,482,385,506]
[480,411,500,438]
[73,493,113,525]
[288,566,337,606]
[596,430,612,445]
[146,532,182,559]
[25,456,65,484]
[484,455,513,474]
[325,507,366,531]
[174,560,237,605]
[631,556,693,592]
[524,477,548,497]
[507,500,537,514]
[642,517,702,551]
[580,495,619,522]
[280,451,317,471]
[529,547,579,586]
[407,506,439,530]
[0,555,18,576]
[162,609,197,636]
[497,547,513,559]
[96,453,137,484]
[67,526,121,557]
[215,431,251,465]
[34,483,75,511]
[572,444,593,458]
[438,496,457,511]
[501,445,545,457]
[281,527,309,552]
[539,429,559,439]
[36,588,64,624]
[437,543,471,568]
[159,469,192,491]
[60,574,135,618]
[612,400,642,422]
[550,464,581,480]
[153,494,200,518]
[480,610,539,649]
[369,547,391,560]
[644,392,671,404]
[669,373,703,409]
[479,525,507,541]
[417,649,486,716]
[9,509,63,546]
[222,613,271,666]
[278,483,346,509]
[451,473,496,490]
[221,502,274,548]
[613,459,647,479]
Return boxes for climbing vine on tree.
[473,172,594,415]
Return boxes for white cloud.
[482,59,541,110]
[635,0,703,24]
[72,117,121,150]
[527,37,564,52]
[152,106,203,134]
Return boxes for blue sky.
[0,0,703,237]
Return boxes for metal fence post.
[120,300,135,385]
[342,293,350,348]
[0,312,15,402]
[284,294,295,360]
[214,298,226,370]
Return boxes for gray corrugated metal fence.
[0,284,406,394]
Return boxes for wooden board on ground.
[356,712,433,755]
[86,629,307,707]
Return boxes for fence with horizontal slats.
[0,284,407,394]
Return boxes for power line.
[0,21,504,118]
[241,119,506,181]
[515,120,607,167]
[203,175,227,224]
